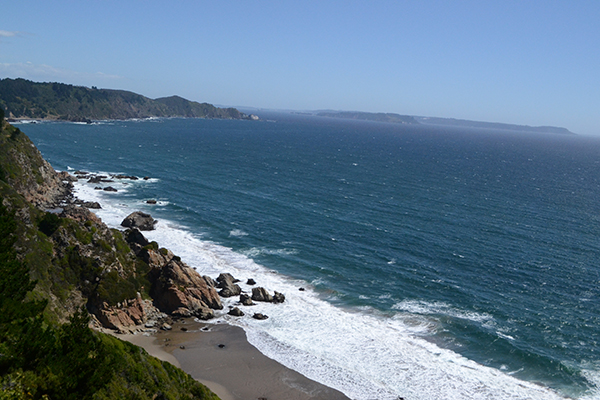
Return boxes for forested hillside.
[0,78,251,121]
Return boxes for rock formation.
[121,211,157,230]
[216,273,242,297]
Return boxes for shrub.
[38,212,61,237]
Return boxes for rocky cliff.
[0,116,222,399]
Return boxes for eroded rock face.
[95,294,165,332]
[150,257,223,317]
[60,205,102,224]
[121,211,157,231]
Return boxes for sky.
[1,1,599,135]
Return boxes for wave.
[72,177,568,400]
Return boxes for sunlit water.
[23,114,600,399]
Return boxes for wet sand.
[115,319,351,400]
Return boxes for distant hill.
[312,109,574,135]
[0,78,256,122]
[415,116,574,135]
[316,110,419,124]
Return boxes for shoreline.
[110,319,351,400]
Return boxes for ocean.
[22,113,600,399]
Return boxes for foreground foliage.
[0,112,218,399]
[0,201,219,399]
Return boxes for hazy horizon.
[1,1,599,135]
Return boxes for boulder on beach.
[228,307,245,317]
[121,211,157,231]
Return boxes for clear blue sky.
[1,1,599,134]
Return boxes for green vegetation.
[38,212,62,237]
[0,118,220,399]
[0,78,250,121]
[0,200,219,399]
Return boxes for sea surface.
[22,113,600,400]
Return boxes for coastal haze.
[2,1,600,400]
[1,2,599,135]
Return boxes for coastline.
[110,319,351,400]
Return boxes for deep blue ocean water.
[22,113,600,399]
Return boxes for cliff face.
[0,117,221,399]
[0,118,225,331]
[0,125,70,209]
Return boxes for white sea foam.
[73,178,569,400]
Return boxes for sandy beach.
[115,319,351,400]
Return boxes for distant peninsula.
[312,110,574,135]
[316,110,419,125]
[0,78,258,122]
[415,116,575,135]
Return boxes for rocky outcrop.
[251,287,273,302]
[121,211,157,230]
[228,307,244,317]
[1,129,72,209]
[240,293,254,306]
[150,257,223,319]
[252,287,285,303]
[95,293,166,332]
[59,204,102,224]
[216,273,242,297]
[121,229,224,320]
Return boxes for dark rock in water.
[88,176,103,184]
[252,313,269,320]
[228,307,244,317]
[218,344,225,348]
[273,291,285,304]
[251,287,273,302]
[143,176,151,180]
[217,273,242,297]
[181,327,188,331]
[113,174,139,180]
[94,186,102,190]
[246,278,256,285]
[240,293,254,306]
[83,201,101,209]
[121,211,157,231]
[103,186,117,192]
[299,287,305,291]
[146,199,157,204]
